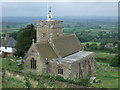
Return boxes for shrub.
[55,75,64,81]
[38,80,46,88]
[24,74,32,88]
[6,77,20,82]
[110,55,120,67]
[77,77,90,86]
[48,79,55,86]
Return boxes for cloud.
[2,2,118,16]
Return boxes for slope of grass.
[2,76,25,88]
[95,51,116,62]
[2,58,23,71]
[92,62,119,88]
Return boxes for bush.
[55,75,64,81]
[77,77,90,86]
[38,79,46,88]
[24,74,32,88]
[110,55,120,67]
[48,79,55,86]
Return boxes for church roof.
[35,41,58,60]
[51,34,83,57]
[52,51,94,63]
[33,34,83,60]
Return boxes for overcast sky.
[2,2,118,16]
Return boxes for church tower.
[36,7,63,42]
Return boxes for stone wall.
[48,60,72,79]
[71,53,96,80]
[24,43,46,75]
[36,20,63,42]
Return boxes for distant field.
[95,51,116,61]
[81,42,100,45]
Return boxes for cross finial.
[47,6,52,21]
[32,39,35,43]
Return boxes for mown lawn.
[92,62,119,88]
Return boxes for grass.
[94,51,116,62]
[2,55,119,88]
[2,76,25,88]
[81,42,100,46]
[2,58,23,71]
[92,62,119,88]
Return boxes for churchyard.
[1,52,119,88]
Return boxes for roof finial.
[47,6,52,21]
[32,39,35,43]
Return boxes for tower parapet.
[36,20,63,42]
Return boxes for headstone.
[90,77,96,83]
[95,79,101,83]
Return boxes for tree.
[110,55,120,67]
[99,42,106,50]
[9,32,18,40]
[85,43,90,48]
[16,24,36,57]
[90,44,98,50]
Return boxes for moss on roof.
[35,41,58,60]
[52,34,83,57]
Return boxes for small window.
[58,68,63,75]
[30,58,36,69]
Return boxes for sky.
[1,1,118,16]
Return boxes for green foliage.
[16,24,36,57]
[38,78,46,88]
[6,77,20,82]
[9,31,18,40]
[24,74,32,88]
[77,77,90,86]
[42,74,90,86]
[92,62,119,88]
[2,70,5,82]
[2,76,25,88]
[38,81,46,88]
[2,58,22,71]
[90,44,98,50]
[48,79,55,87]
[110,55,120,67]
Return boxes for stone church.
[24,7,96,80]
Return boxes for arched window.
[58,67,63,75]
[30,58,36,69]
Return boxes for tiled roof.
[0,36,16,47]
[51,34,83,57]
[35,41,58,60]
